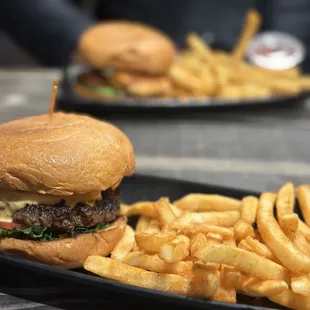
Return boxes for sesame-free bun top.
[0,113,135,196]
[78,21,176,75]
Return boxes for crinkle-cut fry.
[190,233,207,257]
[124,252,193,278]
[135,231,176,253]
[154,197,177,227]
[285,229,310,256]
[120,202,156,218]
[84,256,189,295]
[206,233,222,245]
[111,225,135,261]
[299,220,310,242]
[174,210,240,227]
[240,196,258,225]
[296,185,310,227]
[170,223,233,238]
[291,274,310,296]
[189,268,220,298]
[243,277,288,297]
[195,245,289,280]
[232,9,262,62]
[233,220,255,242]
[173,194,240,212]
[159,234,190,263]
[276,182,298,232]
[269,289,310,310]
[245,236,280,263]
[257,192,310,273]
[238,239,253,252]
[135,216,150,234]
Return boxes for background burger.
[74,21,176,99]
[0,112,135,269]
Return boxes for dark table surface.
[1,69,310,309]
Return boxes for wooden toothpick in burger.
[49,80,59,116]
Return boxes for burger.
[73,20,176,99]
[0,112,135,269]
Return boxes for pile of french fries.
[168,9,310,100]
[84,183,310,309]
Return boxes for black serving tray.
[0,174,287,310]
[56,64,309,115]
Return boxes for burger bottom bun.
[0,216,126,269]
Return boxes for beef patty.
[12,188,120,233]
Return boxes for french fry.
[212,286,237,304]
[299,220,310,242]
[145,218,160,234]
[154,197,177,227]
[222,235,236,246]
[190,233,207,257]
[84,256,189,295]
[232,9,262,62]
[245,236,280,263]
[276,182,298,232]
[243,277,288,297]
[174,194,240,212]
[206,233,223,245]
[238,239,253,252]
[269,289,310,310]
[233,220,255,242]
[285,229,310,257]
[135,231,176,253]
[135,216,150,233]
[291,274,310,296]
[170,223,233,238]
[174,210,240,227]
[111,225,135,261]
[240,196,258,224]
[124,252,193,278]
[159,234,190,263]
[221,265,240,288]
[195,245,288,280]
[120,202,156,218]
[296,185,310,227]
[257,192,310,273]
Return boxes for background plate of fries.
[2,174,310,309]
[58,9,310,112]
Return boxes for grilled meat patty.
[12,188,120,233]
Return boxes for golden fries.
[135,231,176,253]
[257,192,310,273]
[174,210,240,227]
[196,245,288,280]
[84,256,189,294]
[296,185,310,227]
[174,194,240,212]
[124,252,193,278]
[85,181,310,310]
[232,9,262,62]
[111,225,135,261]
[159,234,190,263]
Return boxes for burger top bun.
[0,216,126,269]
[0,113,135,196]
[78,21,176,75]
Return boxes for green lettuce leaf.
[0,222,109,242]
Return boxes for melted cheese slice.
[0,190,102,223]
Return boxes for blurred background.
[1,0,310,71]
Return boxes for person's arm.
[0,0,95,67]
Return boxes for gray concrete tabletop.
[0,69,310,309]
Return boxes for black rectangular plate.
[0,174,286,310]
[56,64,309,114]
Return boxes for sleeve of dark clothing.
[0,0,95,67]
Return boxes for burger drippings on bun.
[0,112,135,268]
